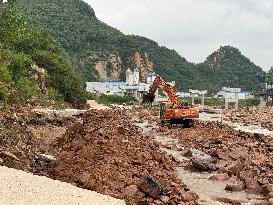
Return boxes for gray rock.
[37,154,56,163]
[185,149,218,171]
[225,180,245,192]
[191,158,218,171]
[139,173,163,199]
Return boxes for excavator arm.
[143,75,179,106]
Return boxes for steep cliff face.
[95,54,123,81]
[130,52,153,82]
[85,52,153,82]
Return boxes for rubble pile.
[0,106,42,171]
[226,107,273,131]
[46,109,198,205]
[0,105,80,172]
[130,106,160,124]
[157,121,273,201]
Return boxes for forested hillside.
[197,46,263,92]
[15,0,262,92]
[0,1,86,107]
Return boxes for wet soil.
[134,119,264,204]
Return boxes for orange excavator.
[143,75,199,128]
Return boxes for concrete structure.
[86,81,156,103]
[256,72,273,107]
[259,97,267,108]
[133,68,140,85]
[126,68,134,85]
[147,71,156,84]
[86,70,174,104]
[214,91,251,100]
[189,89,207,106]
[176,92,191,98]
[222,87,241,110]
[86,82,128,96]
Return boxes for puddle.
[133,117,263,205]
[177,168,262,205]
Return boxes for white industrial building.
[86,68,176,104]
[86,69,158,101]
[133,68,140,85]
[214,91,252,100]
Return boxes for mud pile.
[0,106,41,171]
[157,121,273,202]
[130,106,160,124]
[0,105,79,172]
[46,109,198,205]
[226,107,273,131]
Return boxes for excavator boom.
[143,75,179,106]
[143,75,199,128]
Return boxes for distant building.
[86,69,175,104]
[147,71,156,84]
[126,68,134,85]
[86,82,128,96]
[238,92,251,99]
[133,68,140,85]
[214,91,251,99]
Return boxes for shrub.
[88,93,137,105]
[15,78,39,101]
[0,82,10,101]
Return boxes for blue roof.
[86,82,128,86]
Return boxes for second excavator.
[143,75,199,128]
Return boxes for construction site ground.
[1,104,273,204]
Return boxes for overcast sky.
[85,0,272,70]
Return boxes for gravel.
[0,166,125,205]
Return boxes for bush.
[0,82,10,101]
[0,64,12,82]
[239,98,260,107]
[88,93,136,105]
[15,78,39,101]
[8,52,33,79]
[205,98,225,106]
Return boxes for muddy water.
[200,112,273,137]
[133,118,263,205]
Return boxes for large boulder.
[185,149,218,171]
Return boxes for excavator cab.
[160,102,172,117]
[160,101,198,127]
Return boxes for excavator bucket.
[142,93,155,105]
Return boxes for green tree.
[0,2,87,107]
